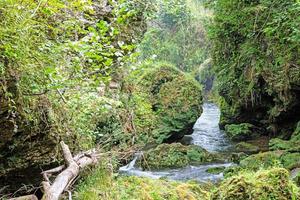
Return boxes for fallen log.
[9,195,38,200]
[41,141,98,200]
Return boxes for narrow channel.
[119,102,233,182]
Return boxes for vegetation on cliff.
[0,0,150,193]
[2,0,300,199]
[210,0,300,138]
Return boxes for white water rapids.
[119,103,233,182]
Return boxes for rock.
[230,152,248,164]
[280,152,300,170]
[235,142,259,154]
[225,123,258,141]
[239,151,282,171]
[206,166,226,174]
[137,143,217,170]
[292,169,300,187]
[122,64,203,144]
[179,135,193,145]
[212,168,300,200]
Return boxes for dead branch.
[9,195,38,200]
[41,141,98,200]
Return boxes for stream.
[119,102,234,183]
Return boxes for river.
[119,102,233,182]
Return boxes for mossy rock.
[291,121,300,141]
[239,151,282,171]
[122,63,203,144]
[0,79,90,192]
[212,168,300,200]
[235,142,259,154]
[206,166,226,175]
[269,138,300,152]
[293,171,300,187]
[138,143,218,170]
[230,152,248,164]
[280,152,300,170]
[225,123,257,141]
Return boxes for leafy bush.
[225,123,256,141]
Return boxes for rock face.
[211,0,300,138]
[0,77,78,192]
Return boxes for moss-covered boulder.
[225,123,259,141]
[235,142,260,154]
[280,152,300,170]
[120,63,203,144]
[212,168,300,200]
[269,138,300,152]
[137,143,217,170]
[206,166,226,175]
[239,151,282,171]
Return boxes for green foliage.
[98,63,203,148]
[138,143,214,170]
[225,123,256,141]
[138,0,212,73]
[213,168,300,200]
[269,138,300,152]
[210,0,300,135]
[0,0,151,188]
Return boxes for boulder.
[122,64,203,144]
[235,142,259,154]
[212,168,300,200]
[137,143,218,170]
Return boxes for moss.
[206,166,226,175]
[269,138,300,152]
[235,142,259,154]
[291,121,300,141]
[138,143,217,170]
[212,168,300,200]
[118,63,203,145]
[280,152,300,170]
[74,163,210,200]
[225,123,257,141]
[294,172,300,187]
[211,0,300,139]
[239,151,282,171]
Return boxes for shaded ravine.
[119,103,233,182]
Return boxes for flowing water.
[119,102,233,182]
